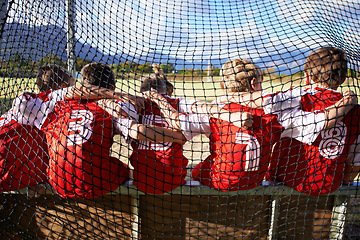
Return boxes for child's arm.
[322,90,357,129]
[141,90,181,130]
[213,91,264,108]
[66,85,145,112]
[66,85,121,100]
[214,87,304,112]
[278,90,357,144]
[97,99,186,145]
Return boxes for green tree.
[348,68,359,78]
[160,63,175,73]
[8,53,27,68]
[75,57,91,72]
[37,55,66,68]
[137,62,152,74]
[213,67,221,76]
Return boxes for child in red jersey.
[129,64,191,194]
[268,47,360,196]
[0,65,74,195]
[191,59,290,191]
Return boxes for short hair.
[140,63,174,95]
[220,59,262,92]
[81,62,115,89]
[37,64,74,92]
[304,47,348,89]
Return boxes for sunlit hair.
[140,63,174,95]
[220,59,262,92]
[37,64,74,92]
[304,47,347,89]
[81,62,115,89]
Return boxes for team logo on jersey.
[138,114,171,151]
[67,110,93,146]
[235,132,260,171]
[319,122,346,159]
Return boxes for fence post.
[330,195,348,240]
[66,0,76,77]
[131,194,140,239]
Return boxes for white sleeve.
[114,100,139,122]
[279,108,325,144]
[113,117,135,143]
[263,87,305,115]
[178,98,198,113]
[47,88,68,102]
[12,95,48,129]
[179,113,210,141]
[111,100,139,143]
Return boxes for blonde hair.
[304,47,347,89]
[37,65,74,92]
[140,63,174,95]
[220,59,262,92]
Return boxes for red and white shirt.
[130,95,191,194]
[42,99,132,199]
[12,91,134,199]
[0,88,66,192]
[267,87,360,196]
[0,109,48,191]
[192,103,282,191]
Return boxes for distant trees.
[75,57,91,72]
[6,54,357,81]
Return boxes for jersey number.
[235,132,261,171]
[319,122,346,159]
[67,110,93,146]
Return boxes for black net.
[0,0,360,239]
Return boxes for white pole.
[66,0,76,78]
[207,58,211,82]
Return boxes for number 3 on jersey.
[67,110,93,146]
[235,132,261,171]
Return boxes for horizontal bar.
[3,181,359,196]
[110,181,360,196]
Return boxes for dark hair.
[304,47,347,89]
[37,64,74,92]
[81,62,115,89]
[140,63,174,95]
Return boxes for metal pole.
[66,0,76,78]
[0,0,8,39]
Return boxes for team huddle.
[1,46,359,199]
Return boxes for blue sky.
[8,0,360,72]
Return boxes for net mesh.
[0,0,360,239]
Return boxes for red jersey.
[130,95,188,194]
[270,87,360,196]
[43,99,130,199]
[0,109,48,191]
[193,103,283,191]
